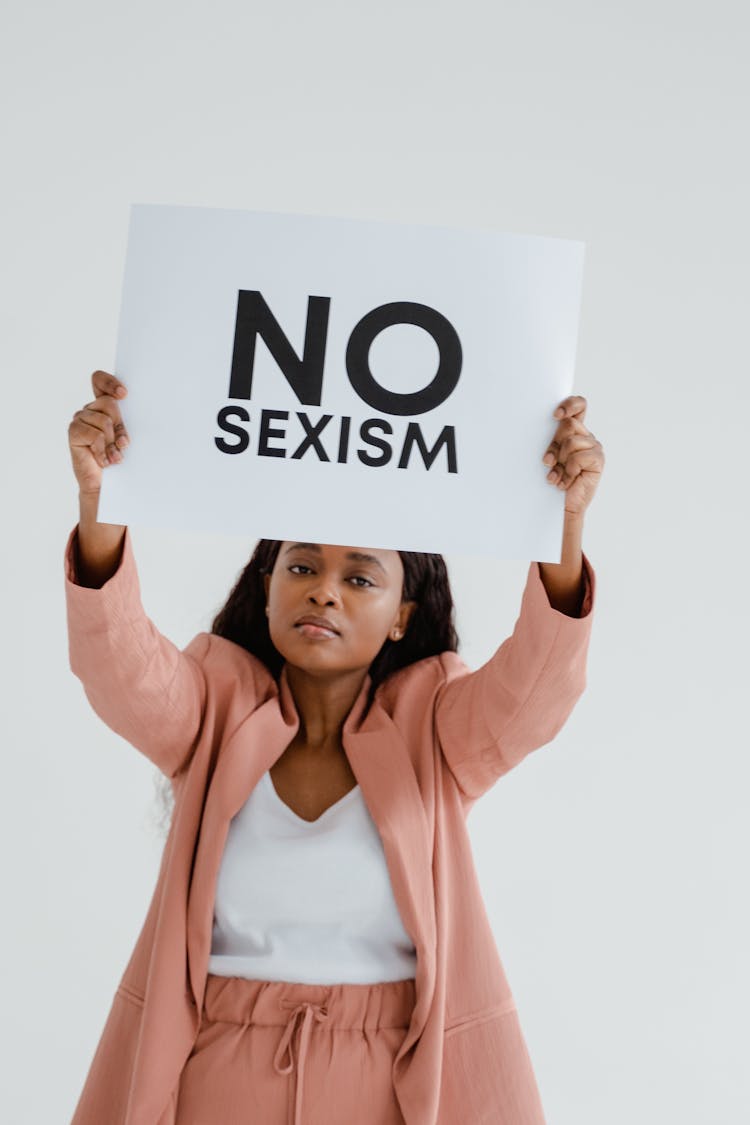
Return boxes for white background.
[1,1,747,1122]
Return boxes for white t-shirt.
[207,768,417,985]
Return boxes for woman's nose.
[307,581,341,607]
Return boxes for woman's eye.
[287,565,373,587]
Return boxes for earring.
[265,605,269,616]
[391,628,402,640]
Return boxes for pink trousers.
[174,973,417,1125]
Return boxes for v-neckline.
[264,769,360,825]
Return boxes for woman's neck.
[283,664,368,751]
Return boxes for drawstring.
[273,998,330,1125]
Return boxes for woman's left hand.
[542,395,604,518]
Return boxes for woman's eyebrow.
[283,542,321,555]
[283,543,386,573]
[346,551,386,573]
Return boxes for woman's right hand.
[68,370,130,494]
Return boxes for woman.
[65,369,604,1125]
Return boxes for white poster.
[97,204,585,561]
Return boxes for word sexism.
[215,407,458,472]
[213,291,463,474]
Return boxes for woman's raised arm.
[75,490,127,588]
[435,394,604,801]
[65,505,212,780]
[434,549,595,800]
[65,372,211,779]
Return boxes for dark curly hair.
[209,540,459,702]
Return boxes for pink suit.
[63,524,595,1124]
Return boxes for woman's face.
[264,541,416,678]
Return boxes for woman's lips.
[295,623,339,639]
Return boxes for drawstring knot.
[273,998,330,1125]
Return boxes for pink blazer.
[63,524,596,1125]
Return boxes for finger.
[553,395,587,421]
[549,454,584,489]
[81,392,130,446]
[543,436,592,476]
[553,416,590,442]
[69,415,118,466]
[545,437,602,482]
[554,445,603,488]
[78,402,129,447]
[74,405,117,445]
[71,406,129,459]
[554,432,598,462]
[542,420,592,464]
[92,369,128,400]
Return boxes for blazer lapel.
[186,662,436,1062]
[342,696,437,1065]
[186,671,300,1010]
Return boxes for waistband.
[201,973,416,1125]
[201,972,416,1029]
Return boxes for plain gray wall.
[2,0,747,1121]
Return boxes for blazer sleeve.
[435,553,596,800]
[63,522,211,780]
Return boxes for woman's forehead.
[278,541,401,568]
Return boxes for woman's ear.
[393,600,417,639]
[263,573,270,602]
